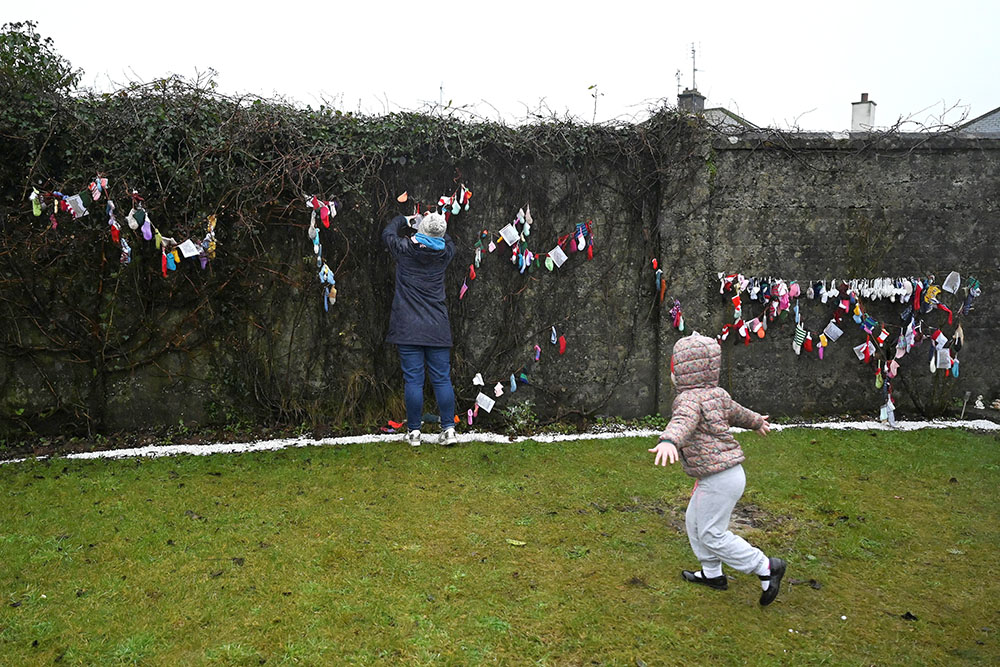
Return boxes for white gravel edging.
[1,419,997,465]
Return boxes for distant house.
[678,88,759,132]
[959,106,1000,135]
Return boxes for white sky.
[12,0,999,131]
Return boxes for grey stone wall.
[2,124,998,436]
[659,132,1000,418]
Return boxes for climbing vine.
[0,22,704,438]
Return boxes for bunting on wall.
[459,203,595,302]
[28,175,219,273]
[302,194,341,312]
[452,205,592,427]
[649,258,684,331]
[716,272,981,424]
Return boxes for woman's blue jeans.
[397,345,456,432]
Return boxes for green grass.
[1,429,998,665]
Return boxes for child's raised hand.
[756,415,771,437]
[648,440,679,466]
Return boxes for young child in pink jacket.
[648,333,786,606]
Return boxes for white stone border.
[1,419,996,466]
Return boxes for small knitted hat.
[417,212,447,238]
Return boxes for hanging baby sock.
[534,345,541,362]
[459,279,469,300]
[792,324,806,355]
[551,327,557,344]
[558,335,567,355]
[494,382,504,398]
[510,375,517,393]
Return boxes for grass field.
[1,428,998,665]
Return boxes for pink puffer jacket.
[657,334,765,479]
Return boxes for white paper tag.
[475,392,495,413]
[66,194,88,218]
[823,320,843,342]
[178,239,201,258]
[499,224,519,246]
[488,241,496,253]
[549,245,568,268]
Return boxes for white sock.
[755,558,771,590]
[702,564,723,579]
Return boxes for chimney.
[678,87,706,113]
[851,92,876,132]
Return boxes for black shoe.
[681,569,728,590]
[759,557,786,606]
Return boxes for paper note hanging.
[66,194,88,218]
[476,392,496,412]
[178,239,201,258]
[549,245,569,268]
[823,320,844,342]
[477,392,496,413]
[498,224,519,246]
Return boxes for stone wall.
[658,132,1000,418]
[2,120,998,436]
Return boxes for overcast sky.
[12,0,998,131]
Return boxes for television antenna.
[690,43,698,90]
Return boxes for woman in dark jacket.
[382,212,458,446]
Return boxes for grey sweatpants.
[686,464,768,574]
